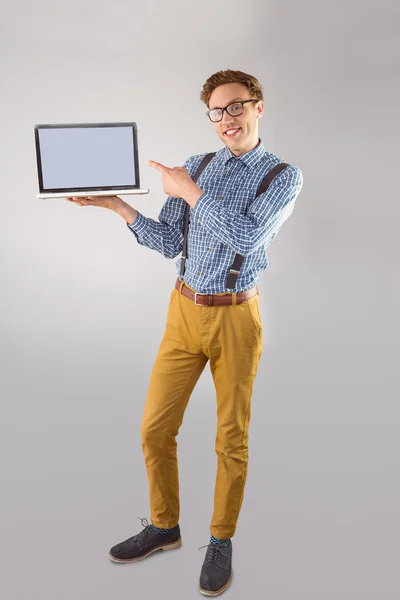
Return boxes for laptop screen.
[34,122,139,193]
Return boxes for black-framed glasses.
[206,99,258,122]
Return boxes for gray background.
[1,0,399,598]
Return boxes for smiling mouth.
[224,127,241,137]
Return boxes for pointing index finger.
[148,160,170,174]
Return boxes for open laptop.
[34,121,150,199]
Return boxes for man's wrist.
[184,186,204,208]
[112,197,138,224]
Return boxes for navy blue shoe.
[108,517,181,563]
[198,539,233,596]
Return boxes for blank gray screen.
[38,126,136,189]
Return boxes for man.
[66,69,303,596]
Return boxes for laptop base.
[36,189,150,199]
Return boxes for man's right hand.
[64,195,138,225]
[64,195,121,210]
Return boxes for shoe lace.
[135,516,152,541]
[198,542,229,565]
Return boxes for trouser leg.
[207,294,263,539]
[140,287,208,528]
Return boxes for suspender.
[179,152,216,278]
[179,153,290,289]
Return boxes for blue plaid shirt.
[127,138,303,294]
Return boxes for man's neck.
[229,136,260,157]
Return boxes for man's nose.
[221,109,234,124]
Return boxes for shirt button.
[200,272,204,275]
[219,196,223,200]
[207,248,210,251]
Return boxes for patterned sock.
[150,523,176,535]
[210,534,230,547]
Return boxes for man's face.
[208,82,264,156]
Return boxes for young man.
[66,69,303,596]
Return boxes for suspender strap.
[225,162,290,289]
[180,155,290,290]
[179,152,216,278]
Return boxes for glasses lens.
[209,109,222,122]
[227,102,243,116]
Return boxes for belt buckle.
[194,291,207,306]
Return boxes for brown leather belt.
[175,278,258,306]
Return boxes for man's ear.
[255,101,264,120]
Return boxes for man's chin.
[222,135,243,147]
[224,137,244,151]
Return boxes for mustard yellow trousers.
[140,279,263,539]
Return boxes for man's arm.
[190,165,303,257]
[111,156,199,259]
[113,200,138,225]
[114,195,186,259]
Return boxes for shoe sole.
[199,570,233,596]
[108,537,182,563]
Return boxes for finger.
[148,160,170,174]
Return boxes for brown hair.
[199,69,264,108]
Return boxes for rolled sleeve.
[191,192,220,225]
[126,210,147,234]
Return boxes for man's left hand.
[148,160,203,207]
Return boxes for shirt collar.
[220,137,265,169]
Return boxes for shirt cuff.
[126,210,147,235]
[191,192,220,226]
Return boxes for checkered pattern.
[150,524,170,535]
[127,138,303,294]
[210,535,230,547]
